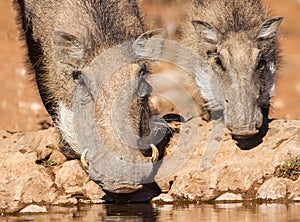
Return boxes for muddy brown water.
[1,203,300,222]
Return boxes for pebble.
[20,205,47,213]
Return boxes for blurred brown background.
[0,0,299,132]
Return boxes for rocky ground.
[1,118,299,213]
[155,118,300,203]
[0,127,105,213]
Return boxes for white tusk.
[80,149,89,172]
[150,144,159,163]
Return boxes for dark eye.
[215,56,225,70]
[207,49,217,58]
[72,70,81,80]
[257,59,266,70]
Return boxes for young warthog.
[181,0,283,138]
[14,0,169,200]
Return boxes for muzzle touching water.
[230,127,260,139]
[224,100,263,139]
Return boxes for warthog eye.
[207,49,217,57]
[72,70,81,80]
[257,59,266,71]
[215,56,225,71]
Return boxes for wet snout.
[230,127,259,139]
[224,99,263,139]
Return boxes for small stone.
[55,160,89,188]
[20,205,47,213]
[152,194,174,203]
[257,178,288,200]
[91,199,105,204]
[53,196,78,205]
[49,150,67,164]
[215,193,243,201]
[293,197,300,201]
[83,181,105,203]
[36,147,53,161]
[156,179,173,193]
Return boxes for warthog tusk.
[150,144,159,163]
[80,149,89,172]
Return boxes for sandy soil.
[0,0,299,132]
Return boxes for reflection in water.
[102,204,158,222]
[1,203,300,222]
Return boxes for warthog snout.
[230,128,259,139]
[224,100,263,139]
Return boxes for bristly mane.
[12,0,146,119]
[80,0,145,55]
[192,0,269,38]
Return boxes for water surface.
[1,203,300,222]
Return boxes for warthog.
[181,0,283,139]
[13,0,171,201]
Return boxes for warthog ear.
[192,20,218,44]
[257,17,283,40]
[133,28,167,61]
[52,31,85,68]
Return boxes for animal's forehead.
[219,32,259,59]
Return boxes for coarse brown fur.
[13,0,146,119]
[182,0,281,68]
[180,0,283,138]
[13,0,169,198]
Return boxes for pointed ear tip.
[275,16,284,23]
[268,16,284,23]
[191,20,216,31]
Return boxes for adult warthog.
[181,0,283,139]
[14,0,171,201]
